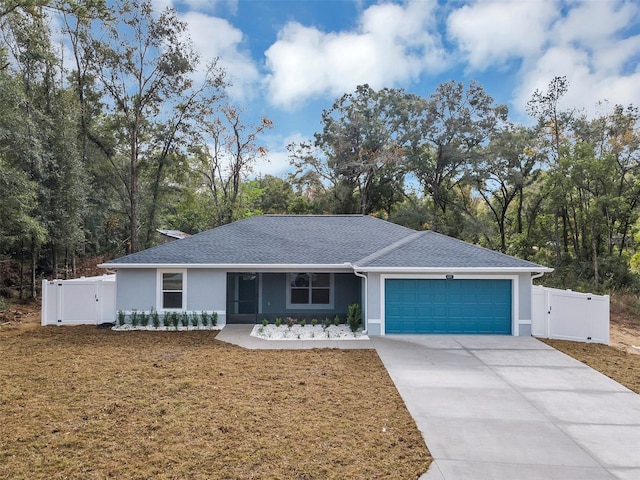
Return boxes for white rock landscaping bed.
[250,324,368,340]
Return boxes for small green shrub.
[191,312,199,328]
[200,311,209,327]
[117,310,125,326]
[130,310,139,327]
[322,317,331,330]
[163,313,171,328]
[333,315,340,326]
[139,311,149,327]
[311,318,318,327]
[299,319,306,327]
[275,317,282,327]
[262,318,268,326]
[180,312,188,327]
[151,310,160,328]
[211,311,218,326]
[286,316,297,329]
[171,312,179,329]
[346,303,362,333]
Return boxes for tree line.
[1,1,639,299]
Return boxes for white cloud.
[490,0,640,117]
[179,12,259,101]
[263,0,448,110]
[554,0,636,48]
[151,0,237,15]
[447,0,557,70]
[514,46,640,120]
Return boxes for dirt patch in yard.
[0,325,431,479]
[609,293,640,355]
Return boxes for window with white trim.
[288,273,333,308]
[161,271,184,309]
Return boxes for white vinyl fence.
[532,286,609,344]
[41,275,116,326]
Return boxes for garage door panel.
[385,279,512,334]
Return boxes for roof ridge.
[354,230,426,267]
[427,230,539,263]
[262,214,367,217]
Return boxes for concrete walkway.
[371,335,640,480]
[216,326,640,479]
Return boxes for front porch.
[226,272,363,325]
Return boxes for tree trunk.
[19,241,24,300]
[554,211,561,268]
[30,238,37,300]
[52,244,58,279]
[516,187,523,234]
[129,128,139,253]
[591,223,599,290]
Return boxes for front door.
[227,273,258,324]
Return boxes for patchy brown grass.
[0,326,431,480]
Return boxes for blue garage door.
[385,279,512,334]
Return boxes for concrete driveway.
[371,335,640,480]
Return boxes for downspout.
[531,272,546,283]
[352,267,368,335]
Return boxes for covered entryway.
[384,278,512,334]
[226,273,258,324]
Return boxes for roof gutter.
[350,266,554,273]
[98,262,355,271]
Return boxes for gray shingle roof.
[103,215,549,271]
[105,215,415,265]
[354,230,544,269]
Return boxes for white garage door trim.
[379,274,521,336]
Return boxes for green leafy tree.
[291,85,410,215]
[471,125,542,253]
[406,80,508,235]
[526,76,573,266]
[195,104,273,226]
[88,0,225,252]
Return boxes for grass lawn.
[0,326,431,479]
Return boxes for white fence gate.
[532,286,610,344]
[41,275,116,326]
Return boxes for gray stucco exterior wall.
[187,269,227,324]
[116,269,156,311]
[116,269,227,323]
[518,272,533,336]
[365,273,382,336]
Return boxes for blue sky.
[149,0,640,176]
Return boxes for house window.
[288,273,333,309]
[160,271,185,310]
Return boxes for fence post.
[41,280,47,326]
